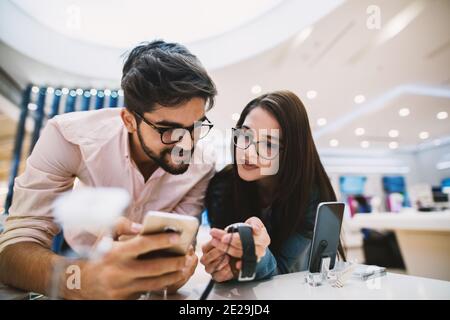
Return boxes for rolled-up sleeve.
[255,234,312,280]
[255,194,319,280]
[0,119,81,253]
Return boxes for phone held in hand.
[138,211,199,259]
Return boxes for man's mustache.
[164,145,194,163]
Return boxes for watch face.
[225,222,252,233]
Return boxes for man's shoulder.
[49,108,123,146]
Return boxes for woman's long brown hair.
[230,90,345,259]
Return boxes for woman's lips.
[241,162,259,170]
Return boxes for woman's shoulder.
[207,164,235,193]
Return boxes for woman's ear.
[121,109,137,133]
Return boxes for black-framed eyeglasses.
[232,127,282,160]
[133,111,214,145]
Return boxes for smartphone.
[137,211,199,259]
[308,202,345,273]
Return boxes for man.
[0,40,217,299]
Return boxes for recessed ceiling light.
[231,113,241,121]
[419,131,429,140]
[388,129,399,138]
[355,128,365,136]
[389,141,399,149]
[307,90,317,100]
[437,111,448,120]
[354,94,365,104]
[251,85,262,95]
[398,108,410,117]
[27,103,37,111]
[317,118,327,126]
[329,139,339,147]
[360,140,370,148]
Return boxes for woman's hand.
[200,240,238,282]
[209,217,271,261]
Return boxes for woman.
[200,90,345,282]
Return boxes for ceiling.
[0,0,343,76]
[0,0,449,154]
[10,0,284,47]
[207,0,450,153]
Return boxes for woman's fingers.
[211,238,243,257]
[200,247,225,265]
[220,228,269,259]
[208,220,271,260]
[220,233,242,251]
[210,228,227,240]
[201,240,215,254]
[245,217,265,234]
[212,264,234,282]
[204,255,230,274]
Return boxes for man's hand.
[111,216,143,240]
[111,217,198,295]
[69,231,187,299]
[63,217,193,299]
[71,217,202,299]
[165,246,198,294]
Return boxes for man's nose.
[176,130,193,150]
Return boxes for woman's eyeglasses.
[232,127,282,160]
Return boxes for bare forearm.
[0,242,67,297]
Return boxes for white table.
[2,266,450,300]
[2,224,450,300]
[348,210,450,281]
[155,265,450,300]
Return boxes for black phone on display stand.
[308,202,345,273]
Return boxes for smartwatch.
[225,222,257,281]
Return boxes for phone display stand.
[305,257,331,287]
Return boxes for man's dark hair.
[121,40,217,114]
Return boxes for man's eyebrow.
[154,120,184,127]
[155,116,207,128]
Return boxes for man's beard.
[136,126,192,175]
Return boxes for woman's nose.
[245,143,259,164]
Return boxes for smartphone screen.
[308,202,345,273]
